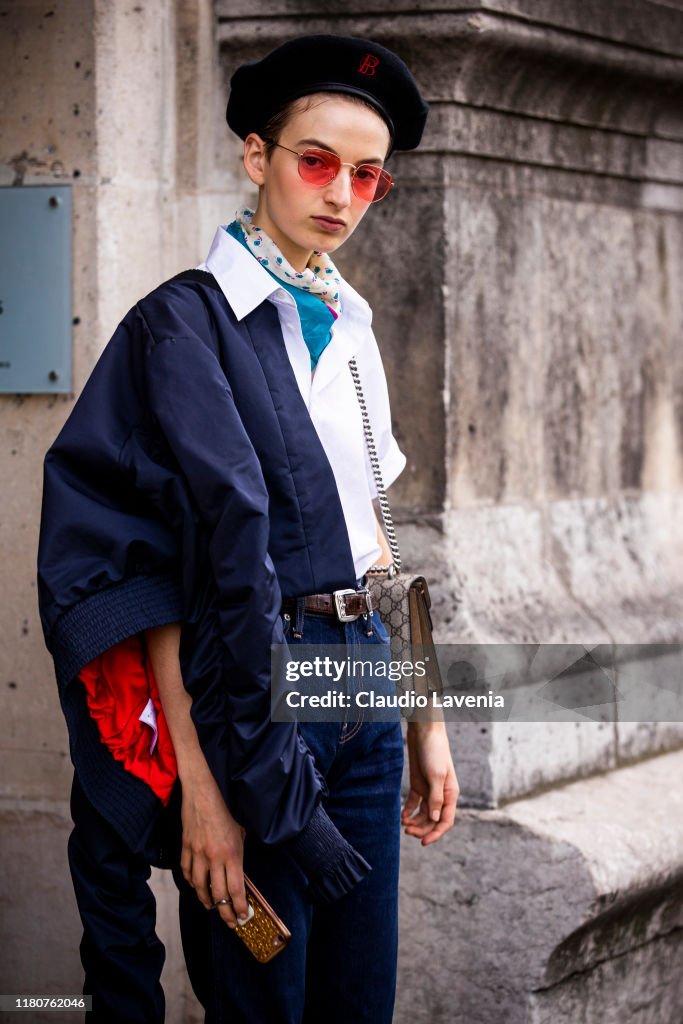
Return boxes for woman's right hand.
[180,763,249,928]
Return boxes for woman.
[38,34,458,1024]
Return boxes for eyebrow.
[294,138,384,166]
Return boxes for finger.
[403,795,443,837]
[212,895,238,928]
[180,845,193,886]
[209,865,238,929]
[427,776,446,824]
[421,823,451,845]
[226,867,249,922]
[404,815,434,838]
[420,810,454,844]
[403,794,430,822]
[401,790,422,821]
[421,782,458,845]
[404,819,435,838]
[191,858,213,910]
[403,800,432,828]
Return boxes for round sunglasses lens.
[298,150,339,185]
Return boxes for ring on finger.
[213,897,232,907]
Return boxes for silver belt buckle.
[333,588,360,622]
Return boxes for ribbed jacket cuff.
[50,574,184,691]
[284,803,372,903]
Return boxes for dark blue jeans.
[174,609,405,1024]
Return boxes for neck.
[251,203,312,272]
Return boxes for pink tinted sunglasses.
[268,142,393,203]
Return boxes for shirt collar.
[200,225,372,327]
[200,226,280,320]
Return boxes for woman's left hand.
[402,721,459,845]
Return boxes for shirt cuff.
[283,803,372,903]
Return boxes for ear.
[243,133,268,187]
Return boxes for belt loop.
[358,574,373,636]
[293,596,306,639]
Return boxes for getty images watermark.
[270,642,683,723]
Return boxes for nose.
[323,167,353,209]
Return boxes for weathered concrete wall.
[2,1,683,1021]
[0,5,98,1015]
[216,2,683,1021]
[0,2,218,1019]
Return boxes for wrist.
[407,719,447,735]
[175,746,214,785]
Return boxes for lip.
[312,216,346,232]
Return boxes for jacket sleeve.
[141,306,371,902]
[38,318,185,682]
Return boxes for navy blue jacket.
[38,270,370,900]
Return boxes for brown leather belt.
[282,587,373,623]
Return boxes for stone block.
[335,178,447,512]
[437,504,605,645]
[0,404,79,804]
[0,1,96,183]
[530,929,683,1024]
[427,496,683,799]
[548,494,683,643]
[395,748,683,1024]
[445,189,683,503]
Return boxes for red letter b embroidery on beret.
[358,54,380,76]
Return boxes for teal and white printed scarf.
[233,207,342,318]
[228,208,346,369]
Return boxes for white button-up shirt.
[199,226,406,579]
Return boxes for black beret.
[226,35,428,153]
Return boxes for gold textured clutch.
[235,874,291,963]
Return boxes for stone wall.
[1,1,682,1021]
[0,3,221,1020]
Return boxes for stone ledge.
[423,105,683,184]
[505,748,683,922]
[530,929,683,1024]
[216,0,683,63]
[217,7,683,141]
[396,748,683,1024]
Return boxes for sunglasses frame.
[266,141,394,203]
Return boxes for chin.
[312,229,347,253]
[320,236,345,254]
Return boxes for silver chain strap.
[348,358,402,574]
